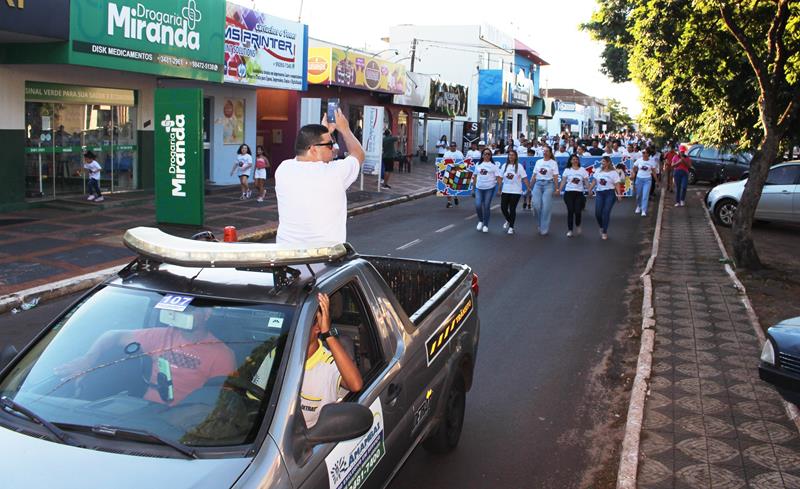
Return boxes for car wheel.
[423,374,466,454]
[714,198,738,227]
[688,169,697,185]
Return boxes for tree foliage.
[606,98,634,132]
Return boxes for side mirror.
[0,345,18,370]
[305,403,373,446]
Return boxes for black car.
[686,144,752,184]
[759,316,800,404]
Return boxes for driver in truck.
[301,293,363,428]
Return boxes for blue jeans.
[635,177,652,213]
[474,186,496,226]
[674,169,688,203]
[532,180,555,233]
[595,189,616,233]
[88,178,101,197]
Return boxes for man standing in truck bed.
[275,109,366,245]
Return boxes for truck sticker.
[325,398,385,489]
[412,389,434,431]
[425,295,473,366]
[155,294,194,312]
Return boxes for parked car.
[0,227,480,489]
[759,316,800,404]
[706,161,800,226]
[687,144,752,184]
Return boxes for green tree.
[606,98,634,132]
[584,0,800,269]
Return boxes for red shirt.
[663,151,677,168]
[672,154,692,172]
[131,327,236,405]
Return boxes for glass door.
[25,102,55,199]
[52,103,88,195]
[112,105,138,191]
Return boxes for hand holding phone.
[327,99,340,123]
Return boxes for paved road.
[0,193,649,488]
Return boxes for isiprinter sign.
[69,0,225,81]
[155,89,204,225]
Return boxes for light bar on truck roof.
[122,227,348,268]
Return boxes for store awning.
[560,118,579,125]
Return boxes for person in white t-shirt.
[632,148,656,216]
[589,156,623,240]
[554,145,570,158]
[498,149,530,235]
[82,151,104,202]
[275,109,365,245]
[230,144,254,200]
[559,154,590,237]
[436,135,448,158]
[531,147,561,236]
[442,141,465,208]
[301,292,363,428]
[471,149,502,233]
[465,141,482,161]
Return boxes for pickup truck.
[0,227,480,489]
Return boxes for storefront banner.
[557,101,577,112]
[307,47,406,94]
[224,3,308,90]
[362,106,384,176]
[462,122,481,147]
[25,82,136,106]
[393,72,431,108]
[429,80,468,118]
[477,69,533,107]
[69,0,225,82]
[155,88,204,225]
[435,155,634,197]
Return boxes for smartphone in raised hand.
[327,98,340,123]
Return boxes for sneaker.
[540,231,549,236]
[87,195,96,201]
[482,226,488,233]
[454,198,459,206]
[246,190,252,199]
[503,221,509,229]
[256,197,263,202]
[94,196,104,202]
[635,206,641,214]
[446,202,453,208]
[642,212,647,217]
[680,201,686,207]
[674,203,680,207]
[601,233,608,240]
[383,184,392,189]
[476,221,483,231]
[522,202,528,209]
[240,194,246,200]
[575,226,582,236]
[566,230,573,237]
[507,227,514,235]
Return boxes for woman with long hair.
[589,156,624,240]
[499,149,530,235]
[632,148,656,216]
[471,148,502,233]
[230,143,253,200]
[559,154,590,237]
[530,146,560,236]
[254,145,270,202]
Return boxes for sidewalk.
[636,192,800,487]
[0,163,434,300]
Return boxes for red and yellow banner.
[308,47,406,94]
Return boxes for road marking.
[491,204,500,210]
[435,224,455,233]
[464,214,477,221]
[396,239,422,250]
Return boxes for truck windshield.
[0,285,293,449]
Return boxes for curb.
[617,187,665,489]
[700,191,800,435]
[0,188,435,315]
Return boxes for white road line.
[396,239,422,250]
[491,204,500,210]
[435,224,455,233]
[464,214,477,221]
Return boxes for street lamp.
[372,48,399,58]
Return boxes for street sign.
[154,88,204,225]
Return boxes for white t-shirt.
[275,155,360,245]
[301,342,346,428]
[474,162,501,189]
[442,150,464,160]
[562,167,589,192]
[499,162,528,194]
[84,160,102,180]
[533,159,559,181]
[554,151,570,158]
[236,154,253,176]
[436,141,447,156]
[633,158,654,180]
[465,149,482,161]
[594,169,621,191]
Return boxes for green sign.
[25,82,136,106]
[155,88,204,225]
[69,0,225,82]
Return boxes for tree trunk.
[731,129,783,269]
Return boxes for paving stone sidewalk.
[0,164,435,297]
[637,191,800,488]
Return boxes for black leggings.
[500,193,521,227]
[563,191,586,231]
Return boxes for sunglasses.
[313,141,335,148]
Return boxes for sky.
[249,0,642,118]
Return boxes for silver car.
[706,161,800,226]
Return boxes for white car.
[706,161,800,226]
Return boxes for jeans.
[563,191,585,231]
[500,193,521,228]
[674,169,689,204]
[474,186,496,226]
[595,189,616,233]
[88,178,101,197]
[532,180,555,234]
[635,177,652,214]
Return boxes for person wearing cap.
[671,145,692,207]
[82,151,104,202]
[442,141,464,208]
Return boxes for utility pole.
[410,38,417,72]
